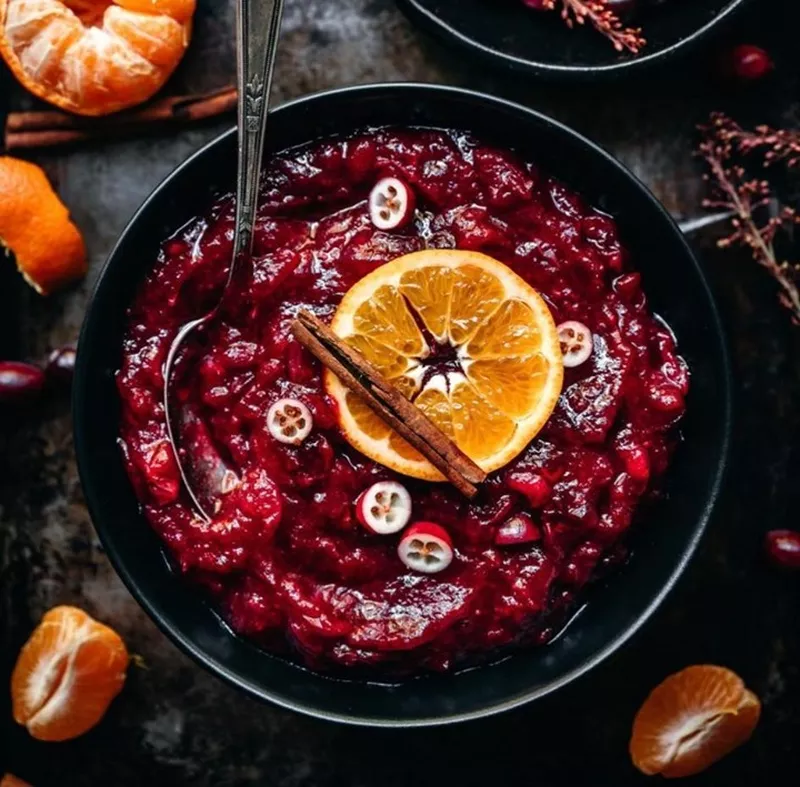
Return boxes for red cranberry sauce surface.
[117,128,688,674]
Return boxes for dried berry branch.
[698,115,800,323]
[538,0,645,54]
[710,114,800,169]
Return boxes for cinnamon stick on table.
[291,310,486,499]
[5,86,237,152]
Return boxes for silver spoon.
[163,0,285,524]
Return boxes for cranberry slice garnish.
[356,481,412,535]
[495,513,541,546]
[557,320,593,368]
[266,398,313,445]
[368,177,416,230]
[398,522,454,574]
[765,530,800,570]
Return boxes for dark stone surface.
[1,1,798,784]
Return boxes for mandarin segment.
[352,285,427,357]
[388,429,426,461]
[103,6,186,67]
[115,0,195,22]
[345,333,415,380]
[0,0,195,116]
[344,390,391,441]
[399,265,453,341]
[448,264,504,344]
[451,380,516,461]
[630,665,761,778]
[466,299,543,359]
[0,156,87,295]
[415,386,455,438]
[11,605,129,742]
[468,354,552,420]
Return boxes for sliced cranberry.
[398,522,453,574]
[368,177,416,230]
[495,513,541,546]
[355,481,412,535]
[266,398,313,445]
[765,530,800,570]
[0,361,46,403]
[557,321,593,368]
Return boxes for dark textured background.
[1,1,799,784]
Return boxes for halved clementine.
[0,0,196,116]
[324,249,564,480]
[11,605,129,742]
[630,665,761,778]
[0,155,87,294]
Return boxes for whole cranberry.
[765,530,800,570]
[728,44,774,82]
[0,361,46,404]
[46,346,77,384]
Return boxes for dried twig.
[537,0,645,54]
[711,115,800,169]
[698,113,800,323]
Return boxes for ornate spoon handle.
[230,0,285,282]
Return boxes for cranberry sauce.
[117,128,688,674]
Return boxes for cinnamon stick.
[5,86,237,151]
[291,310,486,499]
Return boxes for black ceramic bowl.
[396,0,747,78]
[74,83,730,726]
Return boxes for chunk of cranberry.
[495,513,541,546]
[507,472,552,508]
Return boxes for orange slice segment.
[0,156,87,295]
[11,605,129,742]
[0,0,196,116]
[630,665,761,778]
[325,249,563,480]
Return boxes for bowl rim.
[74,82,732,727]
[395,0,748,78]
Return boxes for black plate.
[73,83,730,726]
[396,0,747,78]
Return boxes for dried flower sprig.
[698,114,800,323]
[710,114,800,169]
[536,0,645,54]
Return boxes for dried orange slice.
[11,605,129,742]
[0,155,87,294]
[0,0,196,116]
[325,249,563,480]
[630,665,761,778]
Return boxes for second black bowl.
[74,83,730,726]
[396,0,747,78]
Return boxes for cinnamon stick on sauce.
[291,310,486,499]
